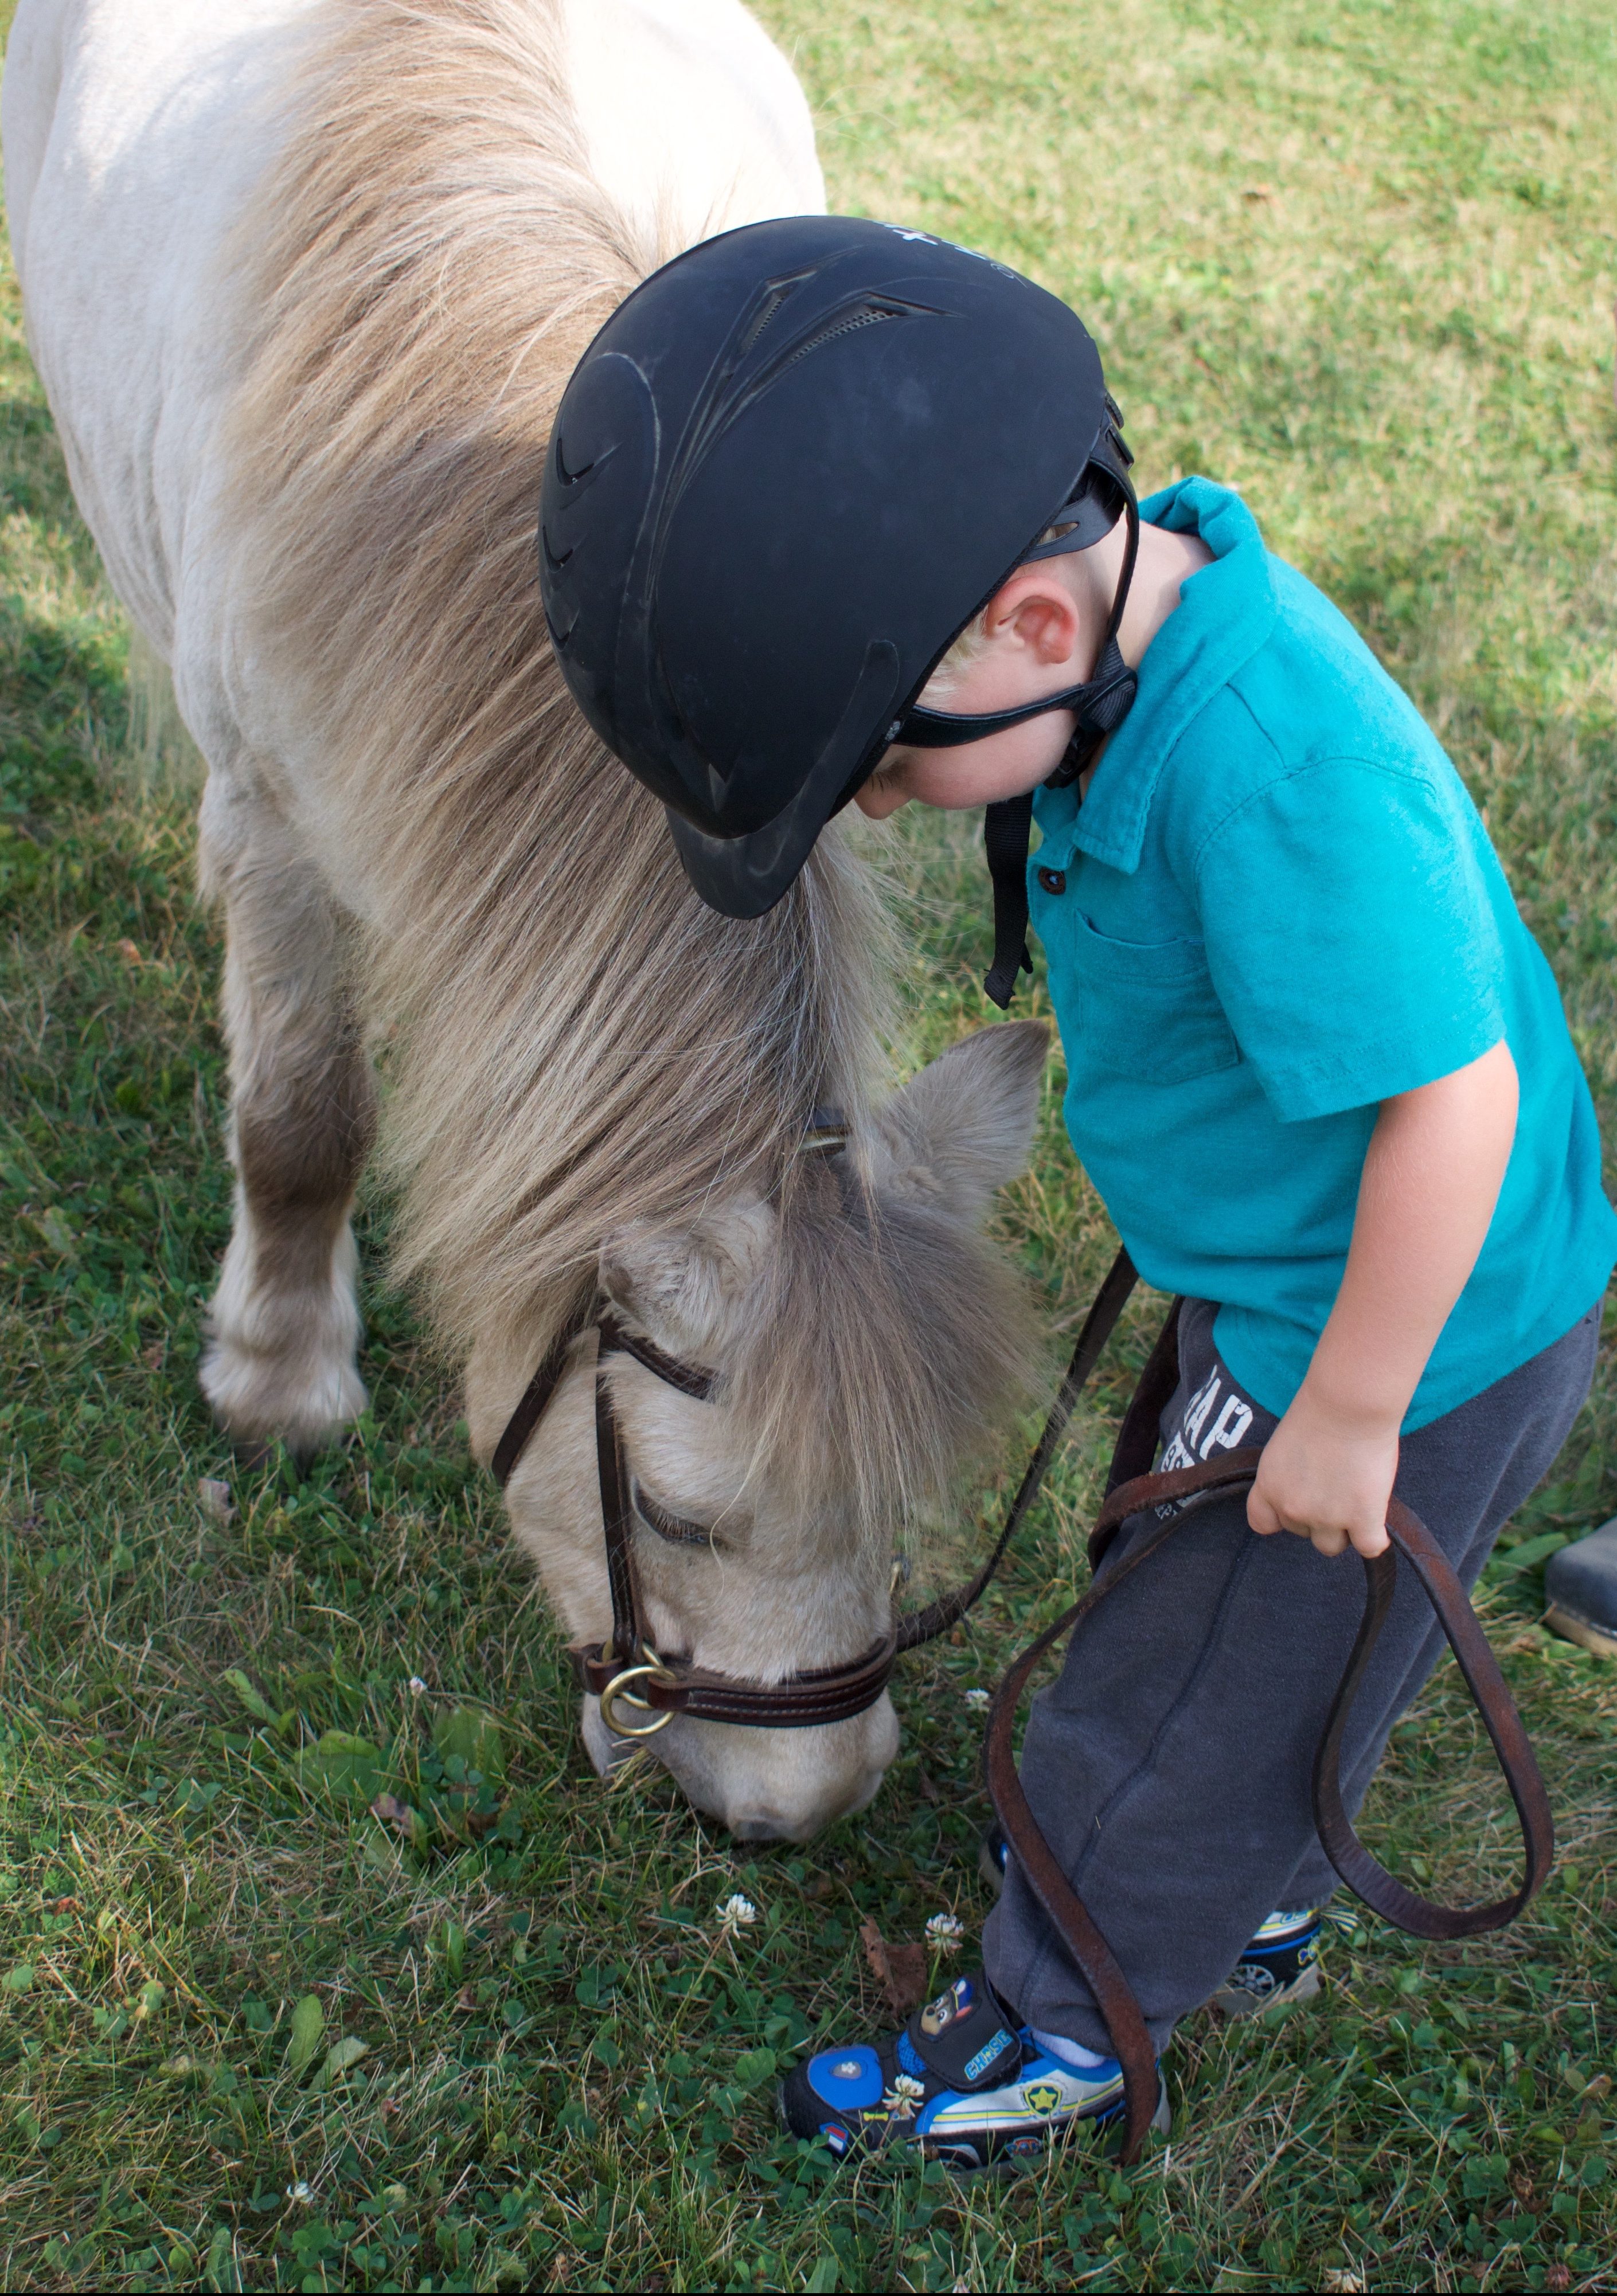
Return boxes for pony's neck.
[221,0,889,1362]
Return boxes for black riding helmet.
[540,215,1138,1004]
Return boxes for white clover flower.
[963,1687,990,1710]
[408,1676,428,1696]
[882,2072,926,2118]
[716,1892,760,1937]
[287,2181,314,2206]
[925,1912,966,1951]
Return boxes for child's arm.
[1248,1038,1520,1559]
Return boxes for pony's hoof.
[200,1336,368,1463]
[229,1434,279,1477]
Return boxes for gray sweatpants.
[983,1295,1601,2055]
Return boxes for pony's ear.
[598,1197,776,1364]
[871,1019,1049,1223]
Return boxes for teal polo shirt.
[1030,476,1616,1429]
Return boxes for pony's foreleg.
[196,773,376,1459]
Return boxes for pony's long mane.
[220,0,1028,1520]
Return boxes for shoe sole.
[1544,1602,1617,1660]
[778,2076,1171,2176]
[954,2077,1174,2176]
[1209,1962,1322,2020]
[978,1836,1007,1896]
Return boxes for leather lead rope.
[1314,1496,1553,1934]
[896,1247,1139,1650]
[987,1449,1556,2162]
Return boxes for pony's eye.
[631,1479,717,1549]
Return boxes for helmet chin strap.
[892,473,1141,1009]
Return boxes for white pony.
[5,0,1048,1839]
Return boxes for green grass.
[3,0,1617,2286]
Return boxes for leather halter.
[487,1246,1137,1735]
[493,1235,1554,2164]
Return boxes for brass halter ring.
[598,1647,679,1739]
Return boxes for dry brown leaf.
[370,1794,413,1829]
[859,1916,928,2018]
[197,1478,235,1524]
[114,939,143,967]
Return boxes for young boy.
[540,216,1616,2166]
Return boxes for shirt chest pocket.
[1055,912,1242,1085]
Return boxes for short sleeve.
[1193,758,1509,1122]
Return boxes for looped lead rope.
[988,1445,1555,2163]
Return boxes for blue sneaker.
[777,1970,1169,2173]
[1208,1907,1322,2017]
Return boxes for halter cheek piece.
[491,1143,1554,2166]
[490,1117,939,1735]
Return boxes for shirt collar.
[1046,476,1278,876]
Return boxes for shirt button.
[1037,866,1067,895]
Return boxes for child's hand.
[1247,1385,1397,1559]
[1245,1042,1518,1563]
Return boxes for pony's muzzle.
[581,1691,899,1841]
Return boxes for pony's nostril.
[728,1762,891,1843]
[731,1812,792,1842]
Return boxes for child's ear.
[987,566,1085,663]
[870,1020,1049,1223]
[598,1198,776,1364]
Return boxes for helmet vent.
[677,295,937,482]
[735,268,817,358]
[772,298,913,381]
